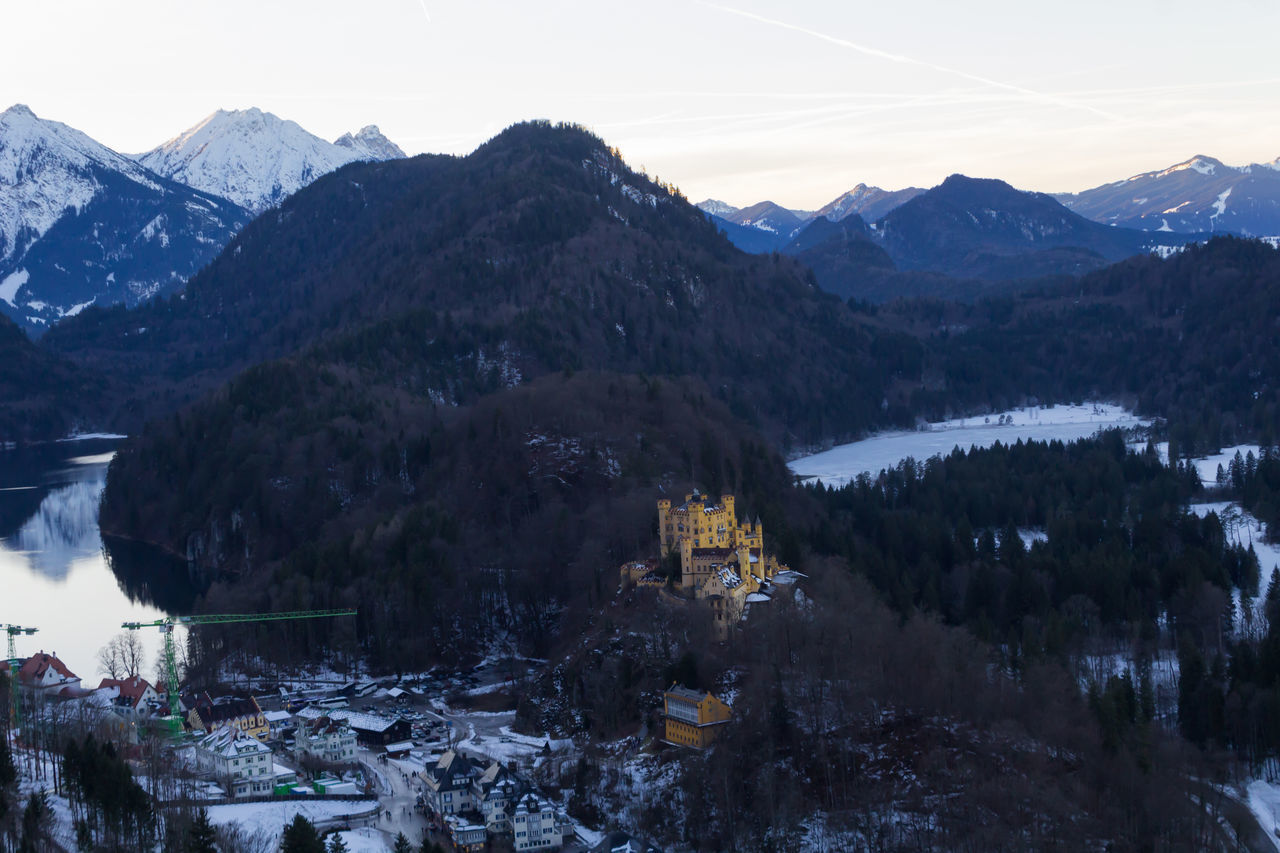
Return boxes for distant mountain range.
[138,108,405,214]
[1055,155,1280,237]
[698,183,926,253]
[0,105,406,332]
[703,152,1280,262]
[708,174,1199,301]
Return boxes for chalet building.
[17,652,82,696]
[96,677,161,719]
[194,727,274,798]
[421,749,478,816]
[294,716,357,767]
[473,760,524,834]
[511,792,571,851]
[189,693,269,741]
[662,684,731,749]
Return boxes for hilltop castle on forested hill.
[621,489,790,630]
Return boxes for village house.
[188,693,269,741]
[662,684,732,749]
[95,676,161,719]
[293,716,358,768]
[473,760,524,834]
[194,726,274,798]
[263,709,294,740]
[511,791,571,851]
[17,652,82,697]
[444,815,487,853]
[295,706,412,745]
[421,749,478,816]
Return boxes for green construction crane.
[3,624,38,732]
[122,609,356,733]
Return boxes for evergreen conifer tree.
[393,832,413,853]
[327,830,351,853]
[186,808,218,853]
[281,814,325,853]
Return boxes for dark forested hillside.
[0,312,106,442]
[906,237,1280,453]
[105,369,799,669]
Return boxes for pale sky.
[5,0,1279,209]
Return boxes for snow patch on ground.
[791,403,1147,487]
[0,268,29,306]
[205,799,380,846]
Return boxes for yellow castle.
[623,489,788,628]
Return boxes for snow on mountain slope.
[814,183,924,224]
[334,125,406,161]
[1057,154,1280,236]
[0,104,249,332]
[139,108,403,215]
[0,104,159,263]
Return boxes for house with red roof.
[17,651,82,697]
[96,676,162,718]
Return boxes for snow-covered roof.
[263,710,292,723]
[197,727,272,760]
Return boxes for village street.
[362,745,429,846]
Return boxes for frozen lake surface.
[790,403,1149,487]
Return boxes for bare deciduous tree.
[97,632,145,680]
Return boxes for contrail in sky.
[702,2,1121,121]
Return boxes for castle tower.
[721,495,736,529]
[680,538,695,593]
[657,498,672,550]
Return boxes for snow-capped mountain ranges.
[698,183,922,253]
[138,108,405,214]
[1056,155,1280,236]
[0,104,250,333]
[779,174,1203,300]
[814,183,925,224]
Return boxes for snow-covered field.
[791,403,1147,487]
[205,799,379,846]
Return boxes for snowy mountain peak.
[1156,155,1231,179]
[0,103,158,262]
[333,125,406,161]
[697,198,740,219]
[138,107,376,214]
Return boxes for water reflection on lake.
[0,438,196,685]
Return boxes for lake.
[0,438,195,687]
[790,403,1149,487]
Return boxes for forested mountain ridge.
[47,122,911,443]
